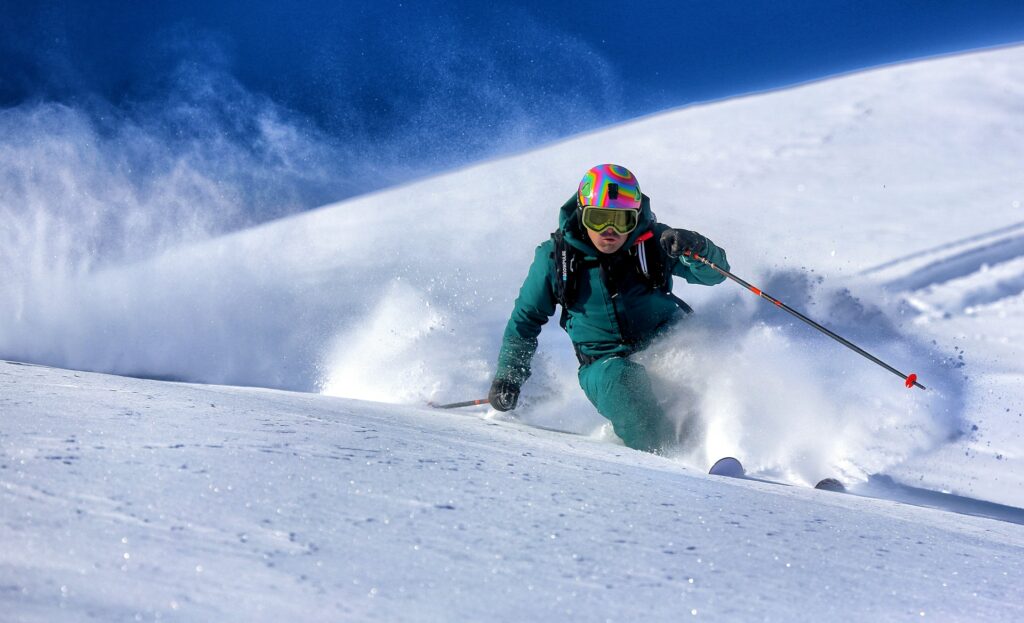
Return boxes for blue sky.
[6,2,1024,113]
[2,1,1023,215]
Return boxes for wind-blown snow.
[3,45,1024,621]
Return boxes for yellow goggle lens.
[581,206,638,234]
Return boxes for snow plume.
[320,281,459,404]
[313,262,968,483]
[0,59,343,267]
[316,262,592,427]
[0,55,356,372]
[0,19,621,386]
[317,276,575,412]
[636,269,967,484]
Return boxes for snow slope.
[5,44,1021,505]
[3,44,1024,621]
[3,360,1023,622]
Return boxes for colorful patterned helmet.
[577,164,642,211]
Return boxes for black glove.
[660,228,707,258]
[488,378,521,412]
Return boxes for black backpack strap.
[551,229,569,307]
[551,229,581,328]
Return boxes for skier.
[488,164,730,453]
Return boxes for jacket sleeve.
[655,223,730,285]
[495,240,558,385]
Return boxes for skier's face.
[587,226,628,254]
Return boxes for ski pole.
[429,398,490,409]
[685,251,925,391]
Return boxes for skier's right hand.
[488,378,520,412]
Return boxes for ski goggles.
[580,205,639,234]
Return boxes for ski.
[710,458,1024,524]
[709,456,745,477]
[814,477,847,492]
[709,457,846,492]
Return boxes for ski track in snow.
[874,228,1024,300]
[857,217,1024,505]
[2,361,1023,622]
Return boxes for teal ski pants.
[577,355,671,453]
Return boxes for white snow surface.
[3,45,1024,620]
[2,360,1023,622]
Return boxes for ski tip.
[709,456,745,477]
[814,477,846,493]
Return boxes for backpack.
[550,228,692,328]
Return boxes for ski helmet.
[577,164,642,211]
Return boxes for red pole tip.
[905,373,918,389]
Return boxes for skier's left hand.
[488,378,520,412]
[660,228,707,258]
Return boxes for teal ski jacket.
[495,194,729,385]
